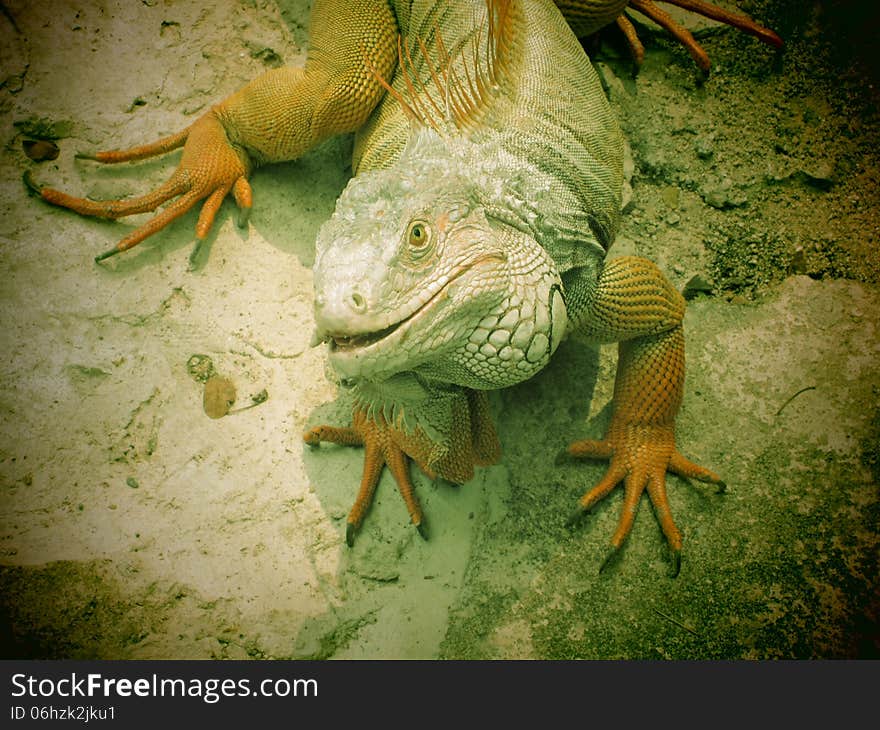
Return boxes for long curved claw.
[25,169,188,264]
[188,238,208,271]
[667,450,721,480]
[346,437,384,541]
[76,126,191,164]
[599,545,620,573]
[125,189,204,252]
[378,433,426,531]
[645,475,684,577]
[668,548,682,578]
[22,170,41,197]
[416,521,429,541]
[304,411,426,546]
[305,390,497,545]
[33,169,200,263]
[94,247,121,263]
[569,447,624,512]
[668,450,726,493]
[564,440,619,527]
[555,448,573,466]
[303,422,373,547]
[37,174,187,219]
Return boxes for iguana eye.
[407,221,430,250]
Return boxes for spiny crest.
[366,0,515,134]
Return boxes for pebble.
[23,139,59,161]
[701,176,748,209]
[694,136,714,159]
[204,376,236,419]
[682,274,714,300]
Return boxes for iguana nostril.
[349,291,366,312]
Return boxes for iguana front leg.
[304,390,501,545]
[27,0,398,261]
[305,409,430,546]
[564,256,724,576]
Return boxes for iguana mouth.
[320,253,505,356]
[325,284,435,354]
[329,322,400,351]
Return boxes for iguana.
[28,0,782,575]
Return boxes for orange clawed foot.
[24,109,253,263]
[304,390,500,546]
[565,421,724,577]
[619,0,783,73]
[304,409,434,546]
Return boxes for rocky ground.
[0,0,877,659]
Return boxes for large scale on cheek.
[457,271,566,388]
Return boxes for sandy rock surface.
[1,0,877,659]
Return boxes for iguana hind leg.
[554,0,782,73]
[564,256,723,576]
[625,0,783,73]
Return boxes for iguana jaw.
[326,321,399,353]
[316,253,505,382]
[321,263,479,352]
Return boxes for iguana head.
[312,130,567,390]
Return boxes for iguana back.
[355,0,624,274]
